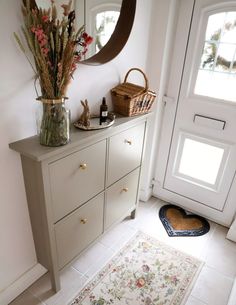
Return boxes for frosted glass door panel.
[174,134,227,190]
[165,132,234,211]
[194,11,236,102]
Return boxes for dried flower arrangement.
[14,0,93,146]
[14,0,92,99]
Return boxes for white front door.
[153,0,236,226]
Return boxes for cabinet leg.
[131,209,136,219]
[50,270,61,293]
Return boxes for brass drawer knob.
[80,218,87,224]
[125,139,132,145]
[122,188,129,192]
[79,163,87,170]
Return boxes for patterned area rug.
[159,204,210,237]
[70,232,203,305]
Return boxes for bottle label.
[101,111,108,117]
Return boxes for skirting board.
[139,187,153,202]
[0,263,47,305]
[227,218,236,242]
[228,278,236,305]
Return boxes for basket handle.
[124,68,149,91]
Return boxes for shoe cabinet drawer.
[105,168,140,229]
[49,140,106,222]
[107,123,145,186]
[55,193,104,269]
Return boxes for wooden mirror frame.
[22,0,136,65]
[83,0,136,65]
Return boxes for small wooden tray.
[74,115,115,131]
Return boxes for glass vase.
[36,97,70,147]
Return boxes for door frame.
[153,0,236,227]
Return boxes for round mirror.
[32,0,136,65]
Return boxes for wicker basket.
[111,68,156,116]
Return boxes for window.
[178,138,224,185]
[86,2,121,58]
[173,133,229,190]
[194,11,236,102]
[94,10,120,53]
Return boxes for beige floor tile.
[161,221,216,260]
[108,228,137,252]
[28,268,87,305]
[84,248,116,278]
[210,224,236,253]
[203,224,236,277]
[99,220,137,248]
[9,290,44,305]
[72,242,111,274]
[191,265,234,305]
[185,295,207,305]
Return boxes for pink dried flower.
[70,62,76,73]
[35,29,44,38]
[31,26,49,57]
[82,47,88,55]
[82,32,88,39]
[85,35,93,45]
[70,54,82,74]
[74,54,81,62]
[42,47,49,56]
[82,32,93,45]
[39,38,48,47]
[42,15,49,22]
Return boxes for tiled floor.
[10,197,236,305]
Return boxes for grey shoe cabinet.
[9,114,149,292]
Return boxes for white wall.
[228,278,236,305]
[0,0,155,302]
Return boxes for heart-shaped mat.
[159,204,210,237]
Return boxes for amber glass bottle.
[99,97,108,125]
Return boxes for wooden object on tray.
[77,100,90,127]
[111,68,156,116]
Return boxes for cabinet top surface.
[9,114,151,162]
